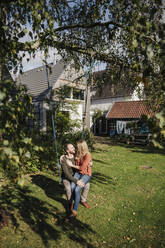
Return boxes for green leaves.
[0,92,6,101]
[155,112,165,129]
[147,44,154,61]
[132,39,138,48]
[22,138,32,145]
[3,140,9,146]
[24,151,31,159]
[3,147,13,157]
[0,78,42,180]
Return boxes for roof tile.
[107,101,153,119]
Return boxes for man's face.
[67,144,75,154]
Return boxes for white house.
[16,60,90,131]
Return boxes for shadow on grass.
[0,185,60,246]
[57,217,95,248]
[130,146,165,156]
[31,174,67,211]
[0,177,96,247]
[91,172,116,186]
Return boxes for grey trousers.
[62,179,90,203]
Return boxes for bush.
[62,128,95,151]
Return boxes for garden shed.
[106,100,153,135]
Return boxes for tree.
[1,1,164,107]
[0,0,165,172]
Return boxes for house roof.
[107,101,153,119]
[16,60,65,101]
[91,70,135,100]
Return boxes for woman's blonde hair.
[76,140,89,159]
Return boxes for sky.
[18,25,61,72]
[20,49,106,74]
[21,48,61,72]
[18,0,165,74]
[20,43,106,73]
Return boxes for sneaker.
[80,201,91,208]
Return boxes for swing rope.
[81,61,95,139]
[45,62,61,183]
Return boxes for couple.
[60,140,92,219]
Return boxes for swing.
[45,62,61,183]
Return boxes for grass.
[0,142,165,248]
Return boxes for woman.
[67,140,92,218]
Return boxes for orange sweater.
[76,153,92,176]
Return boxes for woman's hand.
[89,161,92,167]
[66,159,80,169]
[77,180,85,187]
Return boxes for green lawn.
[0,142,165,248]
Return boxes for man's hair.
[64,143,72,151]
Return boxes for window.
[64,86,72,99]
[61,86,84,100]
[73,88,84,100]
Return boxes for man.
[60,143,90,213]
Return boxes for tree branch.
[18,39,124,65]
[54,21,123,32]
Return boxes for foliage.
[0,0,164,78]
[0,79,43,180]
[47,110,81,139]
[63,128,95,151]
[92,108,103,123]
[144,113,165,148]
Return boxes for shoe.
[69,210,77,218]
[69,203,73,211]
[80,201,91,208]
[71,210,77,217]
[65,210,77,222]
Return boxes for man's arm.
[61,156,81,185]
[60,156,84,187]
[60,155,65,164]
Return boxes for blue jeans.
[70,172,91,211]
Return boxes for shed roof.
[107,101,153,119]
